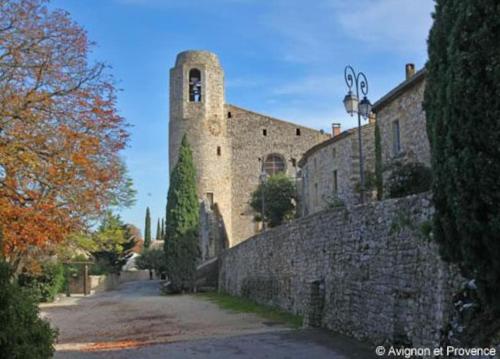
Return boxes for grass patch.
[198,291,303,329]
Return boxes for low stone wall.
[219,193,461,348]
[88,270,152,294]
[89,274,119,294]
[119,270,151,283]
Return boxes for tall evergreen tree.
[164,135,200,291]
[156,219,161,241]
[424,0,500,311]
[144,207,151,249]
[161,219,165,240]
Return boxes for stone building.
[372,65,429,193]
[298,122,376,215]
[168,50,329,251]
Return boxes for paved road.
[41,280,374,358]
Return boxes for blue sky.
[49,0,435,237]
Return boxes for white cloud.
[332,0,434,56]
[260,0,433,64]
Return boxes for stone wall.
[299,123,376,215]
[219,193,461,348]
[227,104,329,245]
[374,71,430,196]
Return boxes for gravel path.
[41,280,374,358]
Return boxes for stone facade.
[227,105,329,244]
[169,50,329,248]
[219,193,462,348]
[373,68,430,193]
[298,123,376,216]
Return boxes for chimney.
[332,123,341,137]
[368,112,376,124]
[405,63,415,80]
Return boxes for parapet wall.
[219,193,461,348]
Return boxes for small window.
[217,146,221,156]
[189,68,202,102]
[263,129,267,136]
[296,128,301,136]
[314,183,319,206]
[206,192,214,207]
[392,120,401,155]
[333,170,338,193]
[227,112,232,118]
[291,158,297,167]
[263,153,285,175]
[332,147,336,158]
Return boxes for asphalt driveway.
[41,280,374,358]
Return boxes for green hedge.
[0,261,57,358]
[18,262,65,303]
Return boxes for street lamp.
[343,65,372,203]
[259,170,268,230]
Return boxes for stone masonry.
[219,193,462,348]
[169,50,329,248]
[373,67,430,196]
[298,123,376,216]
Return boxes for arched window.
[263,154,285,175]
[189,68,202,102]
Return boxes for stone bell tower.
[169,50,232,245]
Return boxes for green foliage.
[136,248,166,276]
[386,162,432,199]
[144,207,151,249]
[374,123,383,200]
[199,291,303,329]
[354,170,377,194]
[164,135,200,292]
[424,0,500,310]
[18,262,65,303]
[91,212,137,274]
[323,192,346,209]
[0,261,57,358]
[250,173,297,228]
[156,219,161,240]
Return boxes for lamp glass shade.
[359,96,372,118]
[343,91,358,115]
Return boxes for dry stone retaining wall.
[219,193,461,348]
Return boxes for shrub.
[18,262,65,303]
[386,162,432,199]
[323,192,346,209]
[136,248,166,277]
[0,261,57,358]
[250,173,297,227]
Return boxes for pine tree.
[144,207,151,249]
[156,219,161,241]
[424,0,500,311]
[164,135,200,291]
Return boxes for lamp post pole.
[259,170,268,231]
[343,66,372,204]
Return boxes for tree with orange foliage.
[0,0,135,272]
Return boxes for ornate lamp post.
[343,65,372,203]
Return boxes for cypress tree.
[144,207,151,249]
[374,122,383,200]
[424,0,500,310]
[161,219,165,240]
[156,219,161,241]
[164,135,200,291]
